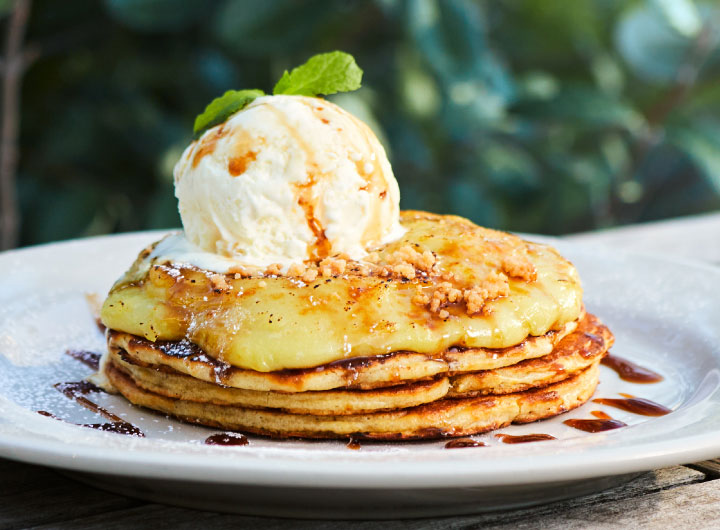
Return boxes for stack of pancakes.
[100,212,613,440]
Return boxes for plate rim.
[1,231,719,489]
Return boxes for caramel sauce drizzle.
[563,418,627,433]
[192,125,227,168]
[601,354,664,383]
[444,438,487,449]
[261,103,333,261]
[495,433,556,444]
[39,380,144,437]
[228,151,257,176]
[593,396,671,417]
[65,349,101,371]
[37,410,144,436]
[204,432,249,446]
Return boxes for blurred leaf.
[331,91,390,154]
[0,0,13,17]
[600,133,631,176]
[681,81,720,117]
[518,71,559,101]
[570,156,612,220]
[145,186,182,229]
[103,0,207,32]
[14,0,720,246]
[384,118,433,171]
[156,144,188,184]
[214,0,331,56]
[479,141,540,196]
[634,142,720,221]
[396,47,441,119]
[407,0,514,102]
[651,0,701,37]
[374,0,401,17]
[18,178,102,243]
[193,50,242,93]
[517,85,645,132]
[443,82,507,136]
[591,54,625,95]
[490,0,612,71]
[615,3,693,83]
[555,174,596,231]
[407,0,485,78]
[668,121,720,192]
[543,154,600,231]
[448,177,499,228]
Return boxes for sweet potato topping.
[142,214,538,320]
[223,241,519,317]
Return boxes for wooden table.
[2,212,720,529]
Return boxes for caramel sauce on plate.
[601,354,664,383]
[40,380,145,437]
[444,438,487,449]
[37,410,143,435]
[204,433,249,446]
[593,397,671,416]
[563,417,627,433]
[495,433,556,444]
[65,349,101,371]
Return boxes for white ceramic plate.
[1,232,719,519]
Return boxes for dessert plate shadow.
[1,231,719,519]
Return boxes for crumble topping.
[209,274,230,292]
[501,252,537,282]
[319,257,347,277]
[149,215,539,320]
[386,245,437,273]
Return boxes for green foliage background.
[12,0,720,245]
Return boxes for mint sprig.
[193,89,264,138]
[273,51,363,97]
[192,52,363,138]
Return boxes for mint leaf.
[273,51,362,97]
[193,89,264,138]
[191,52,363,137]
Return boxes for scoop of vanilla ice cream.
[173,95,404,268]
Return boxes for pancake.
[449,313,613,396]
[98,211,610,440]
[109,348,450,415]
[107,312,582,393]
[102,312,612,421]
[105,358,600,440]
